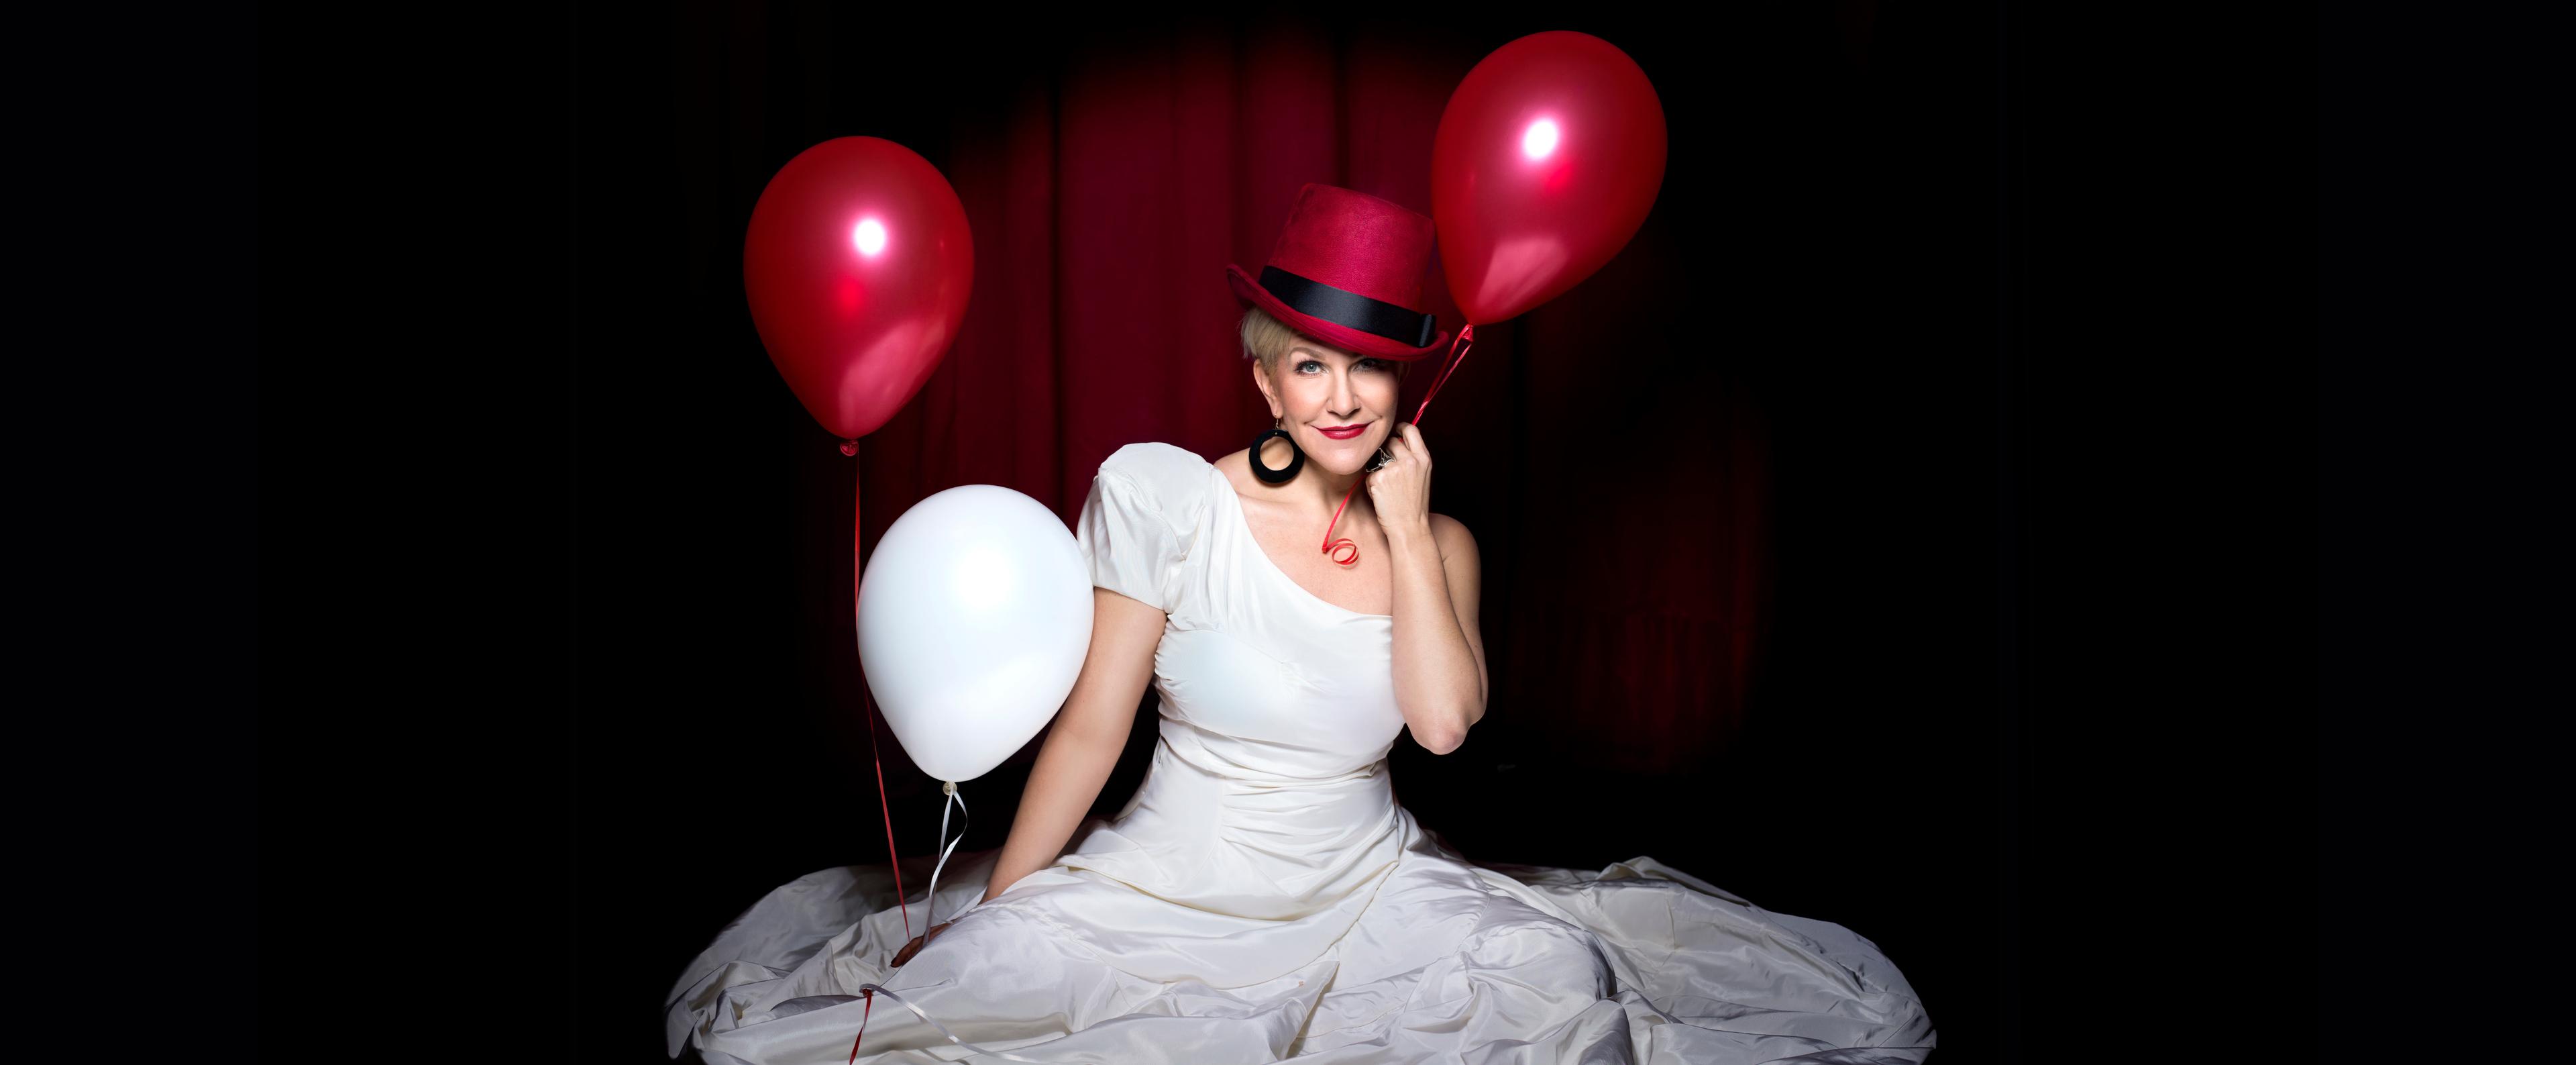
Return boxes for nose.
[1328,366,1359,420]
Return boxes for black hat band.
[1258,266,1436,348]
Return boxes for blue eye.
[1295,358,1382,373]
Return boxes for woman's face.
[1256,339,1400,474]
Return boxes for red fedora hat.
[1227,184,1451,361]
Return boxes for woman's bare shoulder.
[1428,513,1477,558]
[1211,448,1252,490]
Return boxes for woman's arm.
[981,586,1167,901]
[1387,513,1488,754]
[1369,424,1487,755]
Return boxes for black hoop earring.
[1250,420,1303,485]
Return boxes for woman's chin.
[1305,439,1373,473]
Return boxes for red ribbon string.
[1320,323,1475,568]
[1411,323,1477,432]
[849,454,910,1065]
[849,991,875,1064]
[852,456,913,941]
[864,691,910,937]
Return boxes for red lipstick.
[1316,423,1368,440]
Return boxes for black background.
[228,3,2343,1062]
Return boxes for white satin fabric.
[666,443,1934,1064]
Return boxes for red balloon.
[1432,32,1667,324]
[743,137,974,442]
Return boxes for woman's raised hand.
[1365,422,1434,535]
[891,921,953,966]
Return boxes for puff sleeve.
[1075,443,1210,613]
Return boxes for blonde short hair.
[1238,306,1410,382]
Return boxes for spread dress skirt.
[666,443,1935,1064]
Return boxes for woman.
[667,186,1933,1064]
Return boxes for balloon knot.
[840,439,861,457]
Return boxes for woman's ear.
[1250,357,1279,417]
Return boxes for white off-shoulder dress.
[666,442,1934,1064]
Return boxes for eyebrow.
[1289,347,1366,362]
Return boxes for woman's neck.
[1289,462,1371,527]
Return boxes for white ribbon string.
[851,982,1103,1064]
[922,780,968,932]
[857,782,1100,1062]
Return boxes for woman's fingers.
[1396,423,1429,464]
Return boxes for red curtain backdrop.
[677,13,1768,776]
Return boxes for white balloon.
[856,485,1094,784]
